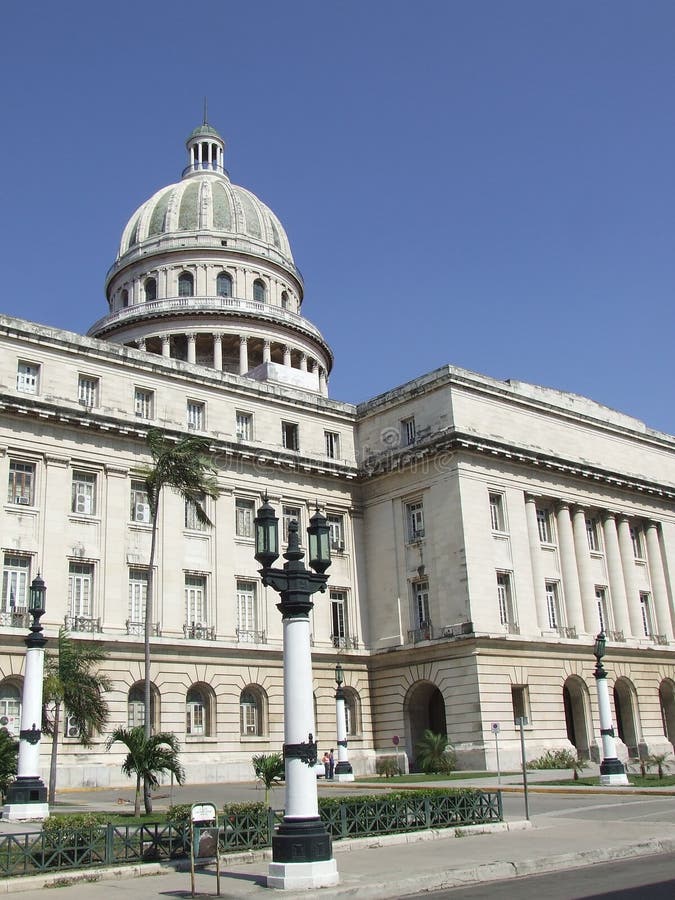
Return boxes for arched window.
[144,278,157,302]
[343,687,361,736]
[280,290,289,309]
[216,272,233,298]
[178,272,194,297]
[240,686,266,736]
[186,684,213,736]
[128,682,159,732]
[121,289,129,308]
[253,279,266,303]
[0,681,21,737]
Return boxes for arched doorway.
[404,681,446,770]
[613,677,640,757]
[659,679,675,750]
[563,675,592,759]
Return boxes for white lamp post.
[333,663,354,782]
[593,632,629,786]
[255,497,339,891]
[3,574,49,821]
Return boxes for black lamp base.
[272,816,332,863]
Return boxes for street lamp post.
[592,631,629,786]
[333,663,354,782]
[254,496,339,891]
[3,575,49,821]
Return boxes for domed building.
[0,120,674,795]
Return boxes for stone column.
[572,506,598,633]
[213,334,223,371]
[645,522,674,642]
[602,513,631,639]
[161,335,171,358]
[555,502,584,634]
[283,345,292,367]
[239,336,249,374]
[263,340,271,364]
[617,517,642,639]
[187,333,196,365]
[319,369,328,396]
[524,495,550,632]
[299,353,307,372]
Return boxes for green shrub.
[166,804,192,827]
[527,748,578,770]
[376,756,401,777]
[42,812,109,838]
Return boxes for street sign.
[491,722,500,733]
[392,735,400,746]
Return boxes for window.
[489,493,505,532]
[216,272,232,297]
[134,387,154,419]
[186,686,206,736]
[130,480,151,523]
[497,572,515,627]
[236,580,257,642]
[282,421,299,451]
[235,498,255,538]
[596,587,609,633]
[401,417,416,446]
[178,271,194,297]
[536,507,552,544]
[586,517,600,552]
[128,568,148,624]
[187,400,205,431]
[406,500,425,541]
[240,689,262,736]
[68,563,93,618]
[328,514,345,551]
[511,686,530,725]
[630,525,644,559]
[71,471,96,516]
[144,278,157,302]
[185,495,206,531]
[545,581,560,630]
[343,688,360,736]
[330,590,348,647]
[413,580,430,627]
[78,375,99,407]
[2,555,30,613]
[16,361,39,394]
[121,288,129,308]
[640,592,654,637]
[8,460,35,506]
[325,431,340,459]
[282,505,301,543]
[236,411,252,441]
[185,575,207,626]
[0,683,21,736]
[253,278,266,303]
[127,685,145,729]
[281,290,289,309]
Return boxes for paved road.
[398,851,675,899]
[500,790,675,825]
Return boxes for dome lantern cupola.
[184,118,225,177]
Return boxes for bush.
[42,812,109,838]
[414,730,457,774]
[376,756,401,778]
[166,804,192,828]
[527,749,578,770]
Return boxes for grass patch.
[543,775,675,788]
[356,771,499,784]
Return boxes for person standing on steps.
[329,748,335,780]
[323,751,330,779]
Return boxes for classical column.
[239,336,249,374]
[524,495,551,632]
[213,334,223,371]
[601,513,631,640]
[161,335,171,358]
[555,503,584,634]
[645,523,674,642]
[187,333,196,365]
[319,369,328,396]
[283,345,292,367]
[617,517,642,639]
[263,340,271,364]
[572,506,598,633]
[299,353,307,372]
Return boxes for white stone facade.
[0,122,674,787]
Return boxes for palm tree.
[106,726,185,816]
[647,751,671,779]
[141,430,220,809]
[252,752,285,806]
[414,729,450,774]
[43,628,111,804]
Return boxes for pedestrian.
[323,751,330,779]
[329,748,335,780]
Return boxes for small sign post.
[491,722,501,785]
[190,802,221,897]
[515,717,530,821]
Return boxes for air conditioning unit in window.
[134,503,151,523]
[0,715,18,737]
[15,496,30,505]
[65,715,80,738]
[75,494,92,515]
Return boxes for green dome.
[187,123,223,141]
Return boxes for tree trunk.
[135,774,141,818]
[48,701,61,805]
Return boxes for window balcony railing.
[331,634,359,650]
[236,628,266,644]
[608,629,626,642]
[125,620,161,637]
[648,632,669,645]
[64,615,102,634]
[556,625,578,639]
[183,622,216,641]
[408,621,475,644]
[0,609,29,628]
[501,622,520,635]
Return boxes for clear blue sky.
[2,2,674,432]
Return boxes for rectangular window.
[489,493,505,532]
[328,514,345,551]
[78,375,99,407]
[71,470,96,516]
[282,505,301,544]
[497,572,515,626]
[8,460,35,506]
[586,517,600,552]
[413,579,430,627]
[330,590,348,647]
[536,507,552,544]
[630,525,644,559]
[134,388,154,419]
[186,400,205,431]
[68,563,93,618]
[128,568,148,623]
[401,416,416,446]
[235,498,254,538]
[511,686,530,725]
[325,431,340,459]
[2,555,30,613]
[640,591,654,637]
[406,500,425,541]
[282,421,299,451]
[185,495,206,531]
[16,361,39,394]
[545,581,560,630]
[130,480,151,523]
[185,575,207,626]
[236,411,253,441]
[595,587,609,633]
[236,579,257,642]
[187,698,204,736]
